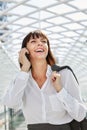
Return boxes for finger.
[52,77,56,82]
[19,48,29,56]
[51,72,61,81]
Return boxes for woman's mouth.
[35,48,44,53]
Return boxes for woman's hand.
[51,71,62,92]
[18,48,31,72]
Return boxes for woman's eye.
[31,40,36,43]
[42,40,47,43]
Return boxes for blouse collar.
[46,65,52,77]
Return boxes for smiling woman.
[1,30,87,130]
[21,30,55,67]
[26,36,48,62]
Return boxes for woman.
[1,30,87,130]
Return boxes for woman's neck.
[31,60,47,79]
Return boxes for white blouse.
[1,65,87,125]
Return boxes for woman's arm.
[50,69,87,121]
[1,71,29,109]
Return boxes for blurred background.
[0,0,87,130]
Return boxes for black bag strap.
[51,64,79,84]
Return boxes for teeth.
[36,49,44,52]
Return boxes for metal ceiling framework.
[0,0,87,103]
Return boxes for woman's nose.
[37,41,42,46]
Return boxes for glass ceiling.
[0,0,87,100]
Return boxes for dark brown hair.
[21,30,56,66]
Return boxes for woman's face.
[26,36,48,61]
